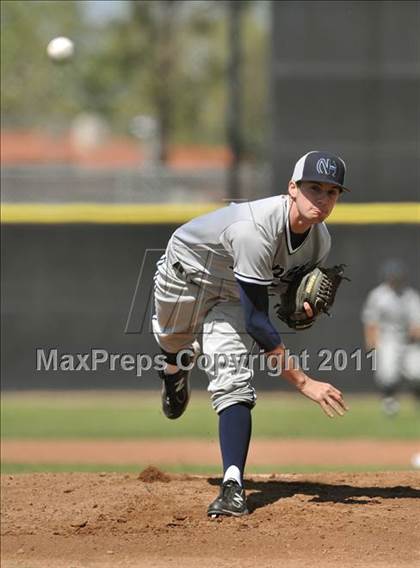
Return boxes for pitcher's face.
[289,181,341,223]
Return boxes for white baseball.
[411,453,420,469]
[47,37,74,62]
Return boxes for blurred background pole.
[131,0,177,166]
[226,0,244,200]
[155,0,177,165]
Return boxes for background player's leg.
[375,342,402,416]
[401,344,420,411]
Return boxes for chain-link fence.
[1,165,272,204]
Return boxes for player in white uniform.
[153,151,349,516]
[362,260,420,415]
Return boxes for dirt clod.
[138,465,171,483]
[70,519,88,528]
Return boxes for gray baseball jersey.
[362,284,420,341]
[169,195,331,294]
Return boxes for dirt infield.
[2,470,420,568]
[3,438,420,467]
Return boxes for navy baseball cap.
[291,151,350,192]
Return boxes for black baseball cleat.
[159,368,191,420]
[207,479,249,518]
[159,342,199,420]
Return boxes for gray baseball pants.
[375,339,420,388]
[152,245,256,413]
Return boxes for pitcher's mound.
[2,470,420,567]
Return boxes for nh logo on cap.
[316,158,337,177]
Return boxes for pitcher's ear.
[288,180,298,199]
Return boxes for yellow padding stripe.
[1,202,419,224]
[0,203,219,224]
[328,203,420,224]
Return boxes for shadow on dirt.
[207,477,420,513]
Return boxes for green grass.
[2,391,420,440]
[1,462,409,475]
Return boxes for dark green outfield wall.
[2,223,419,392]
[270,1,420,201]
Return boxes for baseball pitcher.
[152,151,349,517]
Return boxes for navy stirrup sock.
[219,403,252,486]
